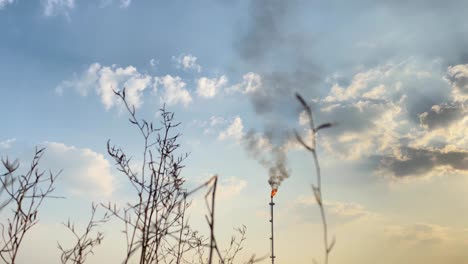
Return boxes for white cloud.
[314,60,468,180]
[323,59,436,103]
[385,223,450,245]
[42,142,114,198]
[56,63,101,96]
[149,58,158,68]
[362,84,386,100]
[413,113,468,154]
[324,67,390,102]
[446,64,468,103]
[241,72,262,93]
[154,75,192,107]
[209,116,226,127]
[0,138,15,149]
[57,63,152,110]
[316,64,433,150]
[218,116,244,141]
[98,0,129,8]
[120,0,131,8]
[188,116,227,135]
[98,65,152,110]
[292,196,376,225]
[42,0,75,17]
[217,176,247,201]
[326,201,375,220]
[172,54,202,72]
[196,75,228,98]
[227,72,262,94]
[0,0,14,9]
[305,96,405,162]
[298,110,309,126]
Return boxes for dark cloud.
[419,105,465,130]
[316,99,390,136]
[400,79,452,124]
[235,0,468,118]
[235,0,468,182]
[446,64,468,99]
[235,0,468,80]
[379,147,468,178]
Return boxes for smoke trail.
[236,0,322,189]
[243,131,290,190]
[267,150,289,190]
[236,0,323,115]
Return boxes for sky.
[0,0,468,263]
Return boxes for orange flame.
[271,189,278,197]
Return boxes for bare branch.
[0,148,61,264]
[58,203,110,264]
[295,93,336,264]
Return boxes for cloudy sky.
[1,0,468,263]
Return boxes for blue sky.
[1,1,468,263]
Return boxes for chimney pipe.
[269,195,276,264]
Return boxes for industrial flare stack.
[269,188,277,264]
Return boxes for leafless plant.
[102,88,204,264]
[221,225,247,264]
[102,88,258,264]
[58,203,110,264]
[294,93,335,264]
[195,175,263,264]
[204,175,220,264]
[0,158,17,212]
[0,148,61,264]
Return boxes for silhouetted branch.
[295,93,335,264]
[103,88,255,264]
[0,148,61,264]
[102,88,201,264]
[58,203,110,264]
